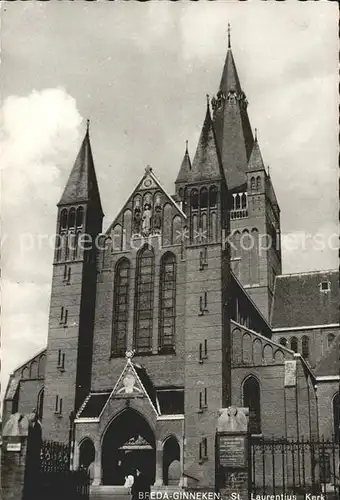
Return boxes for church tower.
[43,122,103,442]
[178,101,231,485]
[211,28,281,320]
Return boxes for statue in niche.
[227,90,237,104]
[211,90,225,113]
[153,205,162,232]
[142,202,152,236]
[133,200,142,234]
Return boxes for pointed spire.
[189,100,224,183]
[248,138,265,172]
[175,140,192,184]
[58,121,103,215]
[213,32,254,189]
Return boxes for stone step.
[90,485,131,500]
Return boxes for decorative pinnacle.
[254,128,258,142]
[185,139,188,153]
[86,119,90,133]
[145,165,152,174]
[228,23,231,49]
[206,94,210,108]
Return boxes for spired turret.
[43,122,103,442]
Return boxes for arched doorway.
[79,438,95,470]
[163,436,180,486]
[101,409,155,486]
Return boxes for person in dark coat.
[131,468,151,500]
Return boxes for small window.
[302,336,309,359]
[320,281,330,292]
[290,337,298,353]
[200,188,208,209]
[209,186,217,207]
[327,333,335,349]
[279,337,287,347]
[191,190,198,210]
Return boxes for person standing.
[131,468,151,500]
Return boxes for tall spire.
[189,98,224,183]
[175,140,192,184]
[58,122,103,215]
[212,32,254,189]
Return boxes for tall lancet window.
[243,376,261,434]
[112,258,130,357]
[159,252,176,354]
[134,245,155,354]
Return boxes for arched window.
[279,337,287,347]
[76,206,84,227]
[37,389,44,420]
[134,245,155,354]
[235,194,241,210]
[290,337,298,353]
[209,186,217,208]
[191,190,198,210]
[112,258,130,357]
[68,208,76,228]
[302,336,309,359]
[250,177,256,192]
[256,177,261,191]
[333,393,339,441]
[241,193,247,209]
[200,188,208,209]
[327,333,335,349]
[60,209,68,231]
[159,253,176,354]
[243,376,261,434]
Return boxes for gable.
[101,168,186,259]
[102,355,159,417]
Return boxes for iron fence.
[249,435,339,498]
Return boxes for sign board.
[7,443,21,452]
[218,434,246,468]
[284,360,297,387]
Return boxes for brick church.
[3,35,339,489]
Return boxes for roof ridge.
[276,269,339,278]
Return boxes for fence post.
[216,406,249,500]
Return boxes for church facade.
[3,38,339,489]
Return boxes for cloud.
[1,88,82,395]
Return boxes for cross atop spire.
[228,23,231,49]
[86,118,90,133]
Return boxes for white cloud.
[1,88,82,396]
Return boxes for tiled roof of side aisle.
[314,334,340,377]
[271,270,339,329]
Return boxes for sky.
[0,1,338,399]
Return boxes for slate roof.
[58,127,103,215]
[213,48,254,190]
[314,334,340,377]
[271,270,339,329]
[248,138,265,172]
[77,392,110,419]
[175,144,192,184]
[189,104,224,183]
